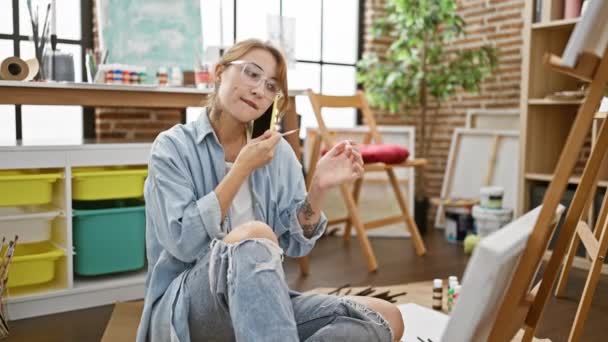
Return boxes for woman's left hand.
[311,140,364,191]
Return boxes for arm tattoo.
[298,198,320,238]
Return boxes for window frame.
[0,0,94,140]
[233,0,364,97]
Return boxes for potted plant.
[357,0,497,233]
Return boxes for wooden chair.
[301,89,427,273]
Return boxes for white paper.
[398,303,448,342]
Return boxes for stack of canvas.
[435,110,520,228]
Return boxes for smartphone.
[251,105,272,139]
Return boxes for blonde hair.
[205,39,289,114]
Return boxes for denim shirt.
[136,113,327,342]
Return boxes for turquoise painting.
[98,0,202,83]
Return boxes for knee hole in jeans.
[224,221,279,246]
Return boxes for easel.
[487,45,608,342]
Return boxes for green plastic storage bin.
[72,201,145,276]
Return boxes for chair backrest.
[441,204,565,342]
[306,89,383,147]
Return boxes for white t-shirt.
[225,161,256,229]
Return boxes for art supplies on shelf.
[194,62,213,90]
[25,1,51,80]
[169,66,183,87]
[95,64,147,85]
[545,85,587,101]
[564,0,583,19]
[534,0,589,23]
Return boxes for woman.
[137,39,405,342]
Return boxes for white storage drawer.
[0,207,60,243]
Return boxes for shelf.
[525,173,608,188]
[0,80,307,108]
[74,269,146,292]
[4,269,146,320]
[528,98,583,105]
[532,18,580,30]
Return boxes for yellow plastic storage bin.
[4,241,65,288]
[0,170,62,207]
[72,166,148,201]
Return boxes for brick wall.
[363,0,525,223]
[95,108,181,140]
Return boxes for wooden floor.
[6,230,608,341]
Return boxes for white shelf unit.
[0,141,151,320]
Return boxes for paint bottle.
[156,66,168,86]
[432,278,443,311]
[195,62,213,90]
[170,66,183,86]
[453,284,462,311]
[447,276,458,313]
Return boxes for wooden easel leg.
[522,326,536,342]
[340,183,378,272]
[386,168,427,256]
[343,177,363,242]
[555,232,583,297]
[568,219,608,342]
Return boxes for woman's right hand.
[234,130,282,174]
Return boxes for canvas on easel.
[487,1,608,340]
[397,205,564,342]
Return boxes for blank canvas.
[435,129,519,227]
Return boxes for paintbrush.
[269,94,284,131]
[0,236,17,298]
[40,4,52,51]
[279,128,299,137]
[328,283,351,295]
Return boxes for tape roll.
[0,57,39,81]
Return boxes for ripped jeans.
[150,238,393,342]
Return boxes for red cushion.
[322,144,410,164]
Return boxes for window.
[200,0,362,137]
[1,0,91,142]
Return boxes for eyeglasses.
[229,60,283,100]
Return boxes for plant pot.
[415,196,429,234]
